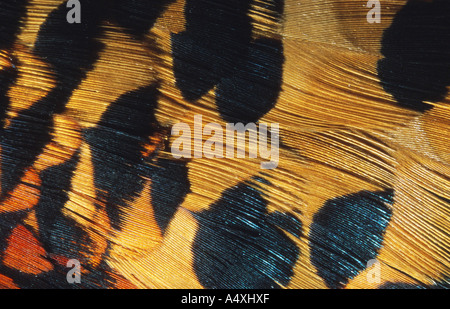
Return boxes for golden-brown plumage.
[0,0,448,290]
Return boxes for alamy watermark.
[171,115,279,170]
[66,259,81,284]
[366,0,381,23]
[366,259,381,284]
[66,0,81,24]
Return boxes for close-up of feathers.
[0,0,448,289]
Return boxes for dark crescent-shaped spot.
[193,177,300,289]
[150,158,190,234]
[377,0,450,112]
[309,189,394,289]
[85,85,160,231]
[216,38,284,124]
[35,152,82,259]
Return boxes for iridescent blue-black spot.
[309,189,393,289]
[46,216,92,263]
[377,0,450,112]
[84,85,161,231]
[193,178,300,289]
[149,158,190,234]
[34,152,83,258]
[216,38,284,123]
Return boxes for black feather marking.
[216,38,284,123]
[378,0,450,112]
[34,152,86,261]
[84,85,161,231]
[309,189,393,289]
[1,0,106,196]
[150,158,191,234]
[193,178,300,289]
[172,0,285,124]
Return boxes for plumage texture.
[0,0,448,289]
